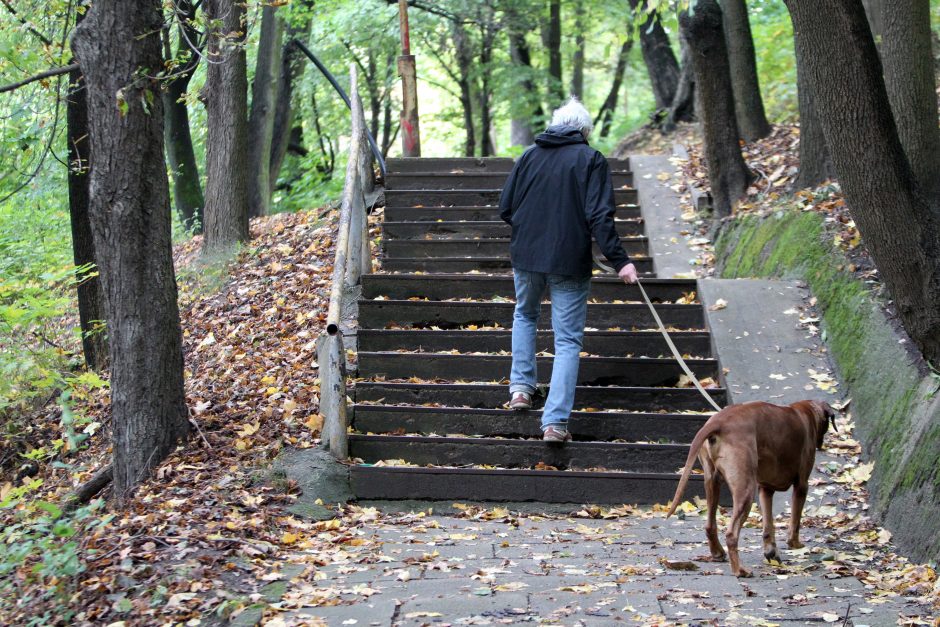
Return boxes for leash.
[595,257,723,412]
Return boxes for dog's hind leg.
[788,483,808,549]
[702,459,726,561]
[722,459,756,578]
[758,486,780,562]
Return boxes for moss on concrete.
[715,209,940,562]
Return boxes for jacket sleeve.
[499,161,520,225]
[585,152,630,271]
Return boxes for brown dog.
[666,400,838,577]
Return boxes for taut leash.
[594,257,723,412]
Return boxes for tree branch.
[0,63,79,95]
[1,0,53,47]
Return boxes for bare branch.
[0,63,78,95]
[1,0,53,46]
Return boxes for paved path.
[259,155,937,626]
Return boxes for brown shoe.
[542,425,571,443]
[509,392,532,410]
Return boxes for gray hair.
[550,97,593,138]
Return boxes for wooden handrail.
[318,64,375,459]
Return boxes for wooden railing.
[317,65,374,459]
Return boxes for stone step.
[358,299,703,330]
[385,171,633,190]
[384,156,630,174]
[382,204,642,222]
[381,236,649,259]
[379,256,655,274]
[348,435,689,473]
[384,188,638,208]
[356,330,713,357]
[358,353,717,387]
[352,405,710,442]
[381,218,645,239]
[350,466,705,504]
[353,382,727,412]
[361,274,696,302]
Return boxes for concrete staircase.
[348,157,726,503]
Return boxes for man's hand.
[618,263,638,284]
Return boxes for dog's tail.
[665,417,722,518]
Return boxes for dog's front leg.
[758,486,780,562]
[788,483,808,549]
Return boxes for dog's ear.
[821,401,838,433]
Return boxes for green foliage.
[749,1,797,121]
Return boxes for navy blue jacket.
[498,125,630,278]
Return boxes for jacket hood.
[534,124,587,148]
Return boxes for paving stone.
[289,598,398,626]
[395,592,530,626]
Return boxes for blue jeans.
[509,269,591,430]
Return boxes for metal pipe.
[291,39,387,178]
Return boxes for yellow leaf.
[305,414,324,433]
[261,375,276,385]
[281,532,299,545]
[238,422,260,437]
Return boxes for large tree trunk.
[247,4,283,218]
[784,0,940,365]
[594,38,632,139]
[478,17,496,156]
[570,0,585,99]
[680,0,751,218]
[203,0,250,250]
[545,0,563,101]
[163,75,204,233]
[71,0,189,504]
[721,0,772,141]
[630,0,680,111]
[881,1,940,206]
[270,8,313,191]
[662,34,696,132]
[66,65,107,372]
[791,23,835,189]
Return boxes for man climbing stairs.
[347,157,726,504]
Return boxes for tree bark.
[203,0,250,250]
[478,12,496,156]
[792,22,834,189]
[594,38,632,139]
[570,0,585,99]
[662,33,696,132]
[162,0,204,233]
[881,0,940,206]
[784,0,940,365]
[721,0,772,141]
[270,7,312,191]
[71,0,189,504]
[680,0,751,218]
[545,0,563,101]
[66,65,108,372]
[630,0,680,111]
[507,22,543,147]
[247,4,283,218]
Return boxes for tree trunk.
[545,0,563,101]
[203,0,250,250]
[570,0,585,99]
[721,0,772,141]
[881,0,940,206]
[247,4,283,218]
[162,0,204,234]
[452,23,476,157]
[662,33,696,132]
[680,0,751,217]
[784,0,940,365]
[595,38,632,139]
[163,75,204,232]
[792,23,835,189]
[630,0,680,111]
[71,0,189,504]
[66,65,108,372]
[270,8,312,191]
[478,18,496,156]
[508,31,543,147]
